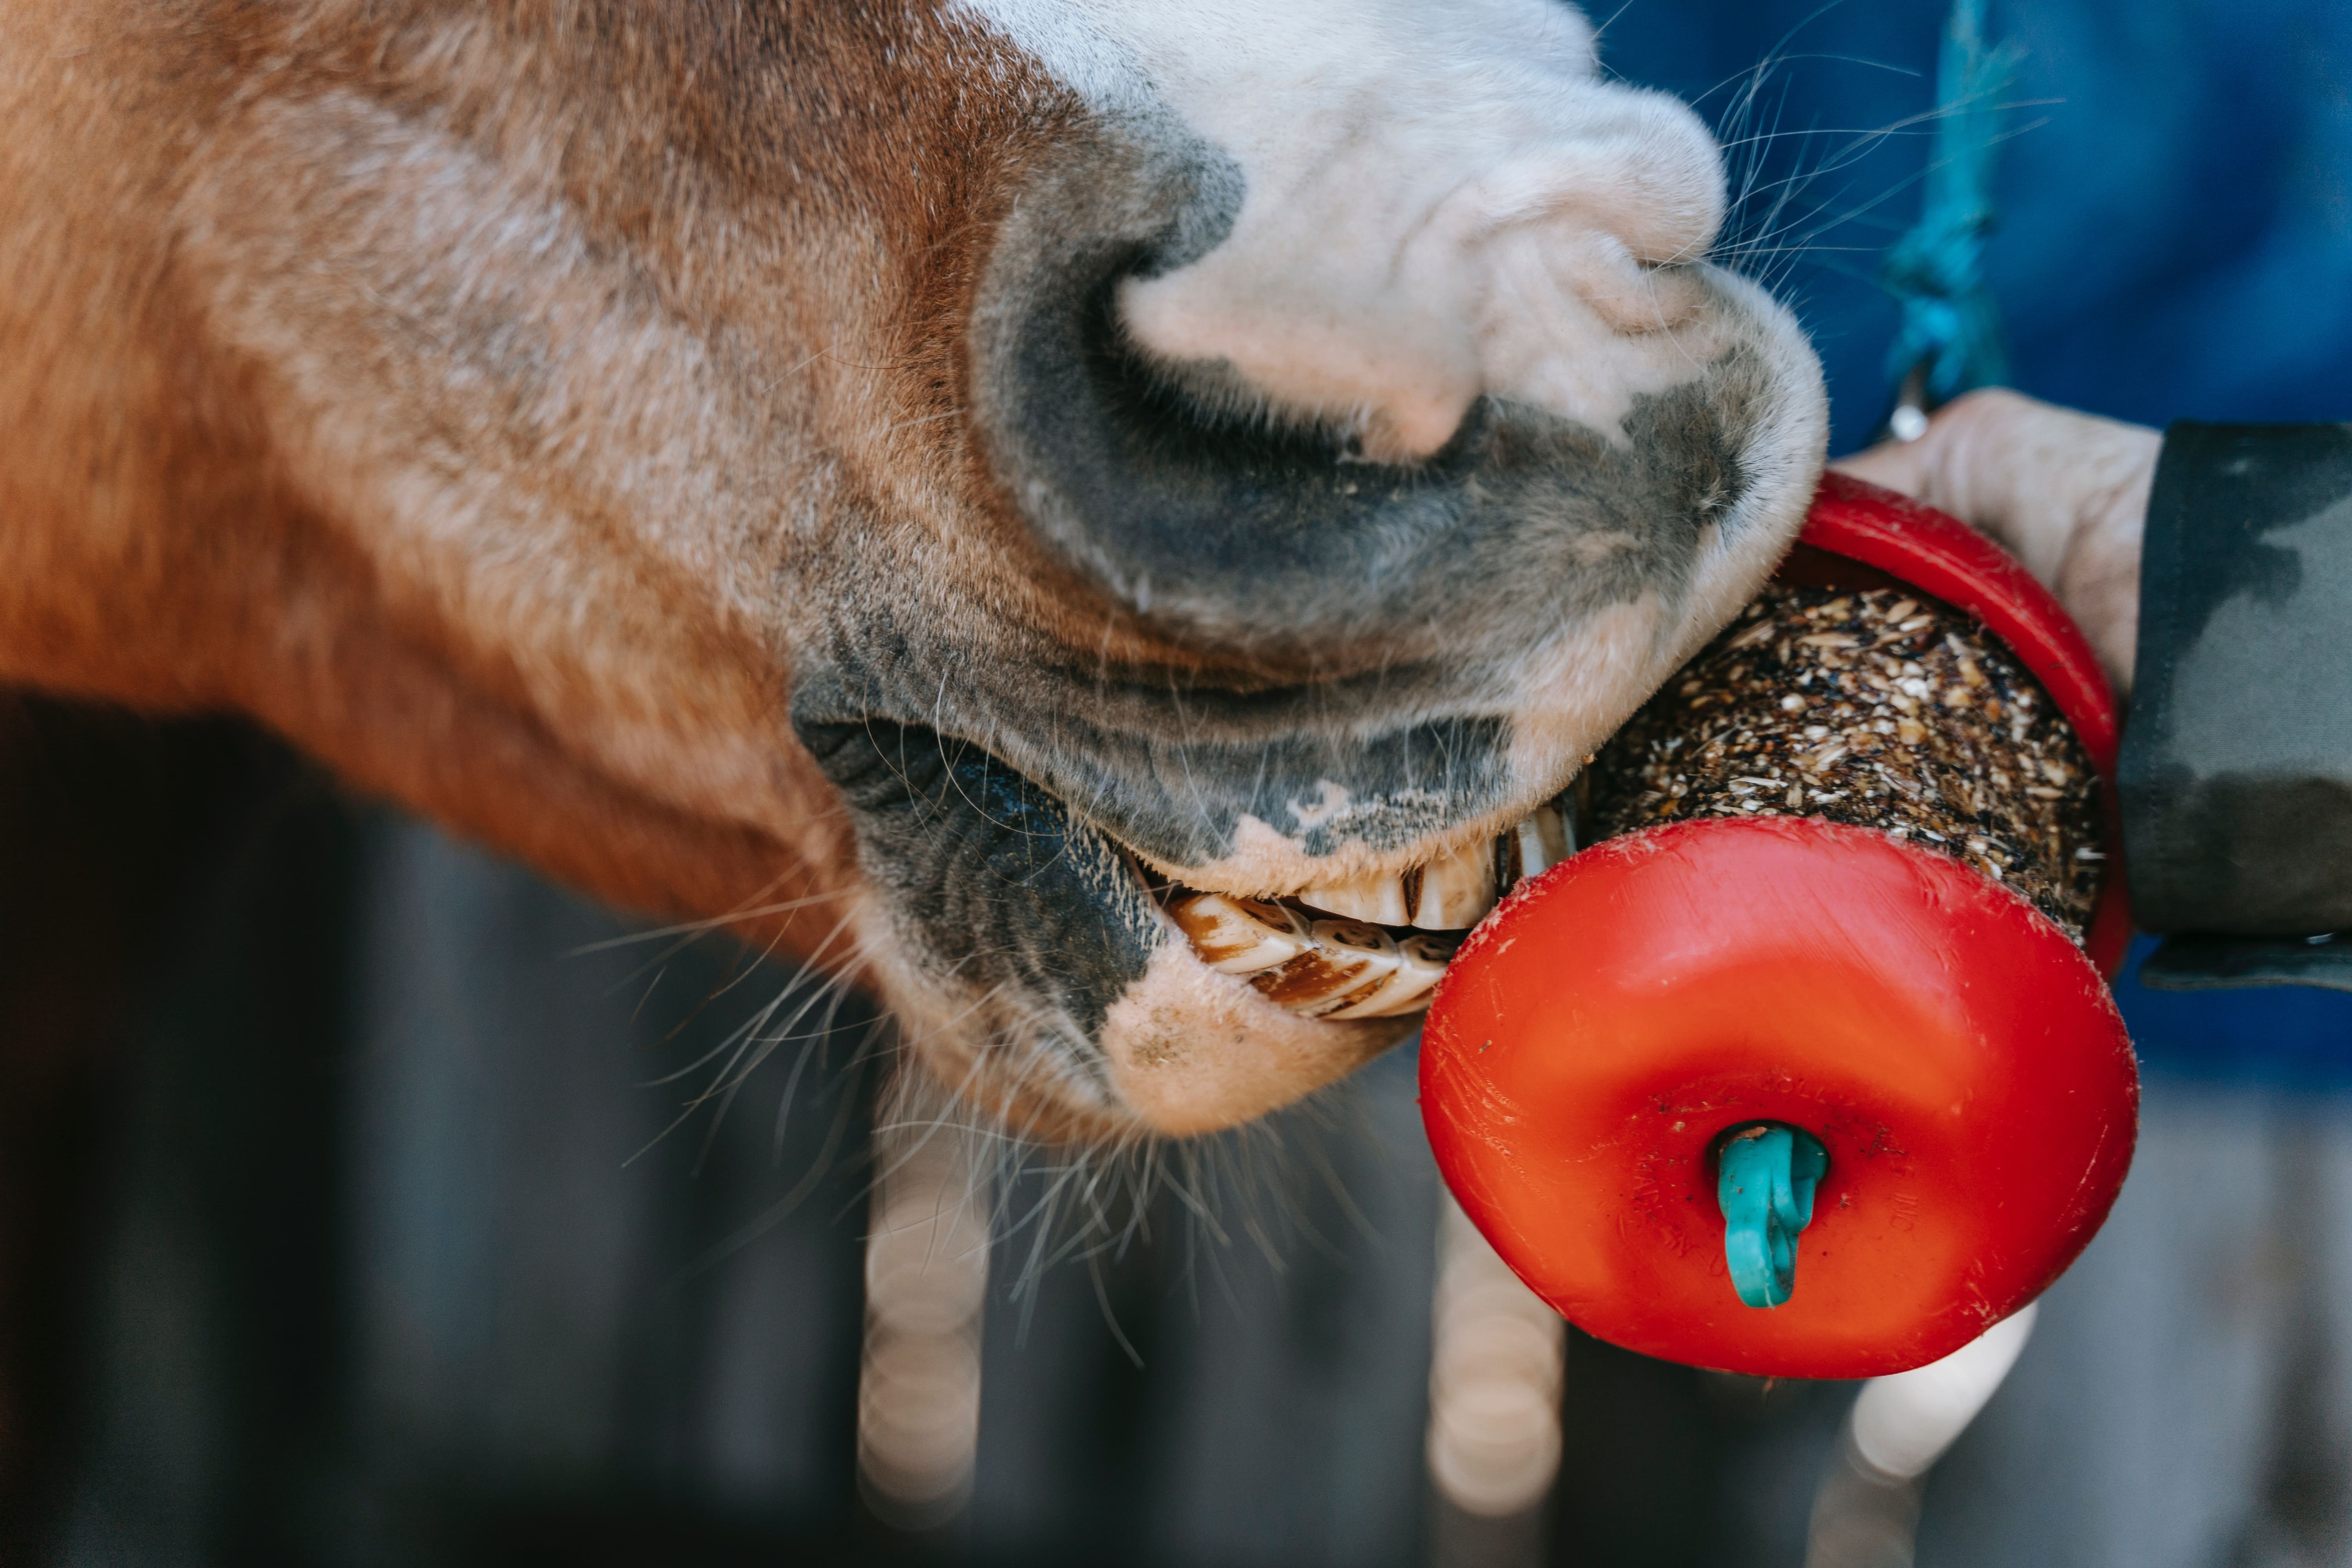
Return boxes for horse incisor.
[2,0,1828,1143]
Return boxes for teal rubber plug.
[1717,1124,1831,1308]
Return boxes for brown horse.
[2,0,1826,1147]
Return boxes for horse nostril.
[1106,80,1730,467]
[1115,258,1485,467]
[969,103,1772,658]
[1538,232,1711,338]
[973,218,1480,649]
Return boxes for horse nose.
[1117,85,1728,467]
[937,78,1823,885]
[966,77,1749,661]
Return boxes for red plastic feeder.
[1421,475,2139,1379]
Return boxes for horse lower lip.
[1158,801,1571,1019]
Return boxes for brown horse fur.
[3,0,1827,1148]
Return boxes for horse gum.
[1586,584,2105,942]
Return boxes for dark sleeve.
[2120,422,2352,986]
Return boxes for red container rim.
[1798,473,2133,975]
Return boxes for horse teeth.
[1327,932,1458,1018]
[1511,802,1573,882]
[1174,800,1580,1018]
[1292,920,1405,1017]
[1296,869,1411,925]
[1410,838,1498,929]
[1165,891,1315,975]
[1250,919,1397,1014]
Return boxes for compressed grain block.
[1588,582,2105,940]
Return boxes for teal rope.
[1881,0,2022,406]
[1717,1124,1831,1309]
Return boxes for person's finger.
[1839,391,2151,569]
[1832,388,2157,695]
[1831,390,2049,567]
[1828,434,1930,499]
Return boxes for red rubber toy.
[1420,475,2140,1379]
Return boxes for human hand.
[1833,388,2159,696]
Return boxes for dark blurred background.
[10,0,2352,1563]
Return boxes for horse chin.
[1093,942,1415,1138]
[801,704,1621,1142]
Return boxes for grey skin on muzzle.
[790,113,1817,1113]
